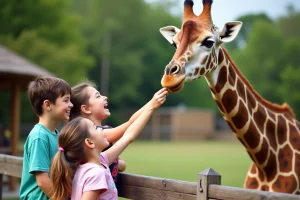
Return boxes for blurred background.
[0,0,300,199]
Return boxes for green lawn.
[120,140,252,188]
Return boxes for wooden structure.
[124,107,215,141]
[0,45,53,190]
[1,154,299,200]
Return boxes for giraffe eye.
[202,38,215,48]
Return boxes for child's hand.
[150,88,169,110]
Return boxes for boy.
[20,76,73,200]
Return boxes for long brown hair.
[50,117,89,200]
[70,80,97,120]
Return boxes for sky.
[146,0,300,27]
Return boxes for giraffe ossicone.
[160,0,300,194]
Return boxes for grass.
[120,140,252,188]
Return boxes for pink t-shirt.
[71,152,118,200]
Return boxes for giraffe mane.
[222,48,296,118]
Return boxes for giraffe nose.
[166,64,180,75]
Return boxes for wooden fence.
[0,154,299,200]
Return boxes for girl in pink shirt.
[49,88,168,200]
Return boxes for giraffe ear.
[159,26,180,44]
[219,21,243,43]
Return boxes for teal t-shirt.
[20,124,58,200]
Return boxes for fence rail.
[0,154,299,200]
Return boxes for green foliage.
[231,9,300,118]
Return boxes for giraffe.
[159,0,300,194]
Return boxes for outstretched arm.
[105,88,168,165]
[103,88,169,143]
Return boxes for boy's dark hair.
[28,76,71,116]
[70,80,97,120]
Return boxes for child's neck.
[87,150,102,165]
[39,115,58,133]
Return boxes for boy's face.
[51,94,73,121]
[86,86,110,121]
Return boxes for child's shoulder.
[27,124,56,141]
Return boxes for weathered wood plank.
[117,172,197,195]
[208,184,300,200]
[0,154,23,178]
[118,184,196,200]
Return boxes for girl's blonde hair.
[50,117,89,200]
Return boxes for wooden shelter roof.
[0,45,54,90]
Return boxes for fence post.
[0,173,2,200]
[197,168,221,200]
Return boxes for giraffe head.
[160,0,243,92]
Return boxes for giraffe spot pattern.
[200,68,205,76]
[218,49,224,65]
[272,174,297,193]
[246,90,256,111]
[214,99,224,113]
[289,123,300,151]
[236,79,246,102]
[263,151,277,182]
[295,154,300,184]
[243,121,260,149]
[201,55,208,65]
[228,64,235,86]
[221,89,237,114]
[261,185,269,191]
[266,120,277,150]
[255,138,269,165]
[246,176,259,189]
[231,100,249,129]
[215,66,227,94]
[277,115,287,145]
[279,144,293,172]
[253,104,267,133]
[194,68,200,76]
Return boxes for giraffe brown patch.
[246,90,256,111]
[209,62,213,69]
[201,55,208,65]
[215,66,227,94]
[277,115,287,145]
[231,100,249,129]
[218,49,224,65]
[244,176,259,189]
[237,137,247,147]
[253,104,267,133]
[236,79,246,102]
[206,54,212,70]
[261,185,269,191]
[243,121,260,149]
[295,153,300,182]
[279,144,293,173]
[210,87,216,95]
[228,64,236,87]
[221,89,237,114]
[200,68,205,76]
[194,68,200,76]
[272,174,297,193]
[255,138,269,165]
[263,151,277,182]
[268,111,276,121]
[266,120,277,150]
[289,123,300,151]
[250,163,257,174]
[214,99,224,113]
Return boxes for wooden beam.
[9,83,20,191]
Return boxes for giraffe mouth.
[168,80,185,93]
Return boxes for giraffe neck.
[204,48,300,190]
